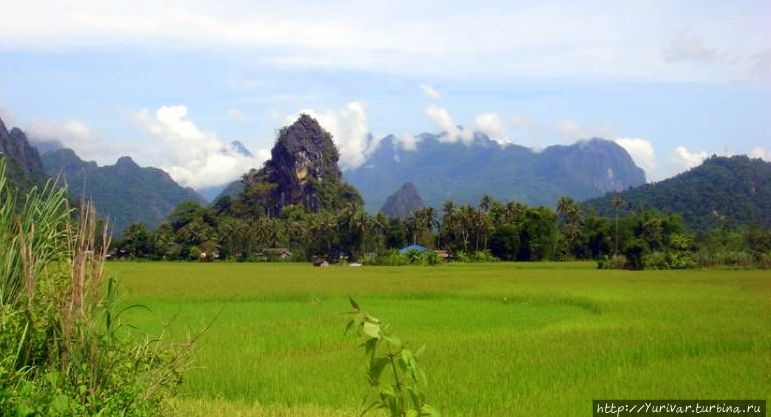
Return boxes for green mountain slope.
[583,155,771,231]
[41,149,207,233]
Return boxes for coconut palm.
[611,196,626,254]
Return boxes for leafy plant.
[345,297,441,417]
[0,159,193,416]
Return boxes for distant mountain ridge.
[41,148,207,234]
[583,155,771,231]
[344,133,646,211]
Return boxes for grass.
[110,262,771,417]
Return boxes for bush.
[0,160,191,417]
[623,238,648,270]
[597,254,627,269]
[470,250,499,262]
[452,251,471,263]
[378,250,409,266]
[489,225,519,260]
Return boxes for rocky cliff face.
[380,182,425,220]
[240,114,362,213]
[0,116,47,194]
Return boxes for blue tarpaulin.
[399,244,428,254]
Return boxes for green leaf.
[420,404,442,417]
[368,357,390,386]
[349,296,360,311]
[383,334,402,348]
[414,345,426,358]
[345,318,355,335]
[362,321,380,339]
[50,394,69,413]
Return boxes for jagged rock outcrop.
[238,114,363,213]
[380,182,425,220]
[0,116,47,194]
[42,149,207,234]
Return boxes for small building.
[399,244,428,254]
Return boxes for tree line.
[113,192,771,270]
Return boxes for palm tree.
[611,196,626,255]
[457,205,474,252]
[557,196,582,257]
[479,194,494,212]
[504,201,523,225]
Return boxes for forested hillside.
[583,156,771,231]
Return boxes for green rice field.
[111,262,771,416]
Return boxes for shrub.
[452,251,471,263]
[0,160,191,417]
[597,254,627,270]
[470,250,499,263]
[378,250,409,266]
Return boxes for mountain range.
[3,111,769,235]
[344,133,646,211]
[40,148,206,233]
[583,155,771,231]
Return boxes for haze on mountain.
[41,148,207,234]
[583,155,771,231]
[344,133,645,212]
[380,182,425,220]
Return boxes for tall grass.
[0,159,191,416]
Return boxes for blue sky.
[0,0,769,189]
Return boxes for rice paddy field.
[111,262,771,417]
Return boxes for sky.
[0,0,769,190]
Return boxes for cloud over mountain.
[134,105,266,189]
[286,101,378,170]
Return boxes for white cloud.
[474,113,508,144]
[557,119,585,140]
[614,137,655,172]
[3,2,767,82]
[288,101,377,170]
[134,105,266,189]
[425,105,473,144]
[510,115,528,129]
[0,106,16,127]
[419,84,442,101]
[672,145,709,169]
[394,134,419,152]
[25,119,123,163]
[662,32,717,63]
[750,49,771,83]
[750,147,769,161]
